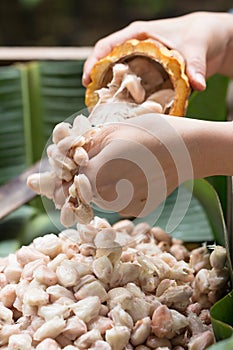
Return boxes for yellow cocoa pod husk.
[85,39,191,117]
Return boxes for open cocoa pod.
[85,39,191,117]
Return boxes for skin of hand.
[81,114,233,217]
[82,11,233,91]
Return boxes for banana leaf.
[211,290,233,342]
[28,60,86,163]
[0,60,87,240]
[0,239,20,257]
[207,336,233,350]
[0,205,37,256]
[187,74,230,216]
[0,64,31,184]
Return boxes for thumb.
[182,45,207,91]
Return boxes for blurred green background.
[0,0,232,47]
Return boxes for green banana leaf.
[0,64,31,184]
[0,60,86,247]
[187,75,229,122]
[28,60,86,163]
[0,205,37,256]
[0,239,20,257]
[207,335,233,350]
[186,75,233,349]
[187,74,230,215]
[211,290,233,342]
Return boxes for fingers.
[83,38,207,92]
[181,42,207,91]
[82,31,129,87]
[82,22,148,87]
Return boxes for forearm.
[125,114,233,181]
[196,120,233,177]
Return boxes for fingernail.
[188,66,206,91]
[195,73,206,89]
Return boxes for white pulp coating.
[33,316,66,341]
[8,334,32,350]
[0,216,228,349]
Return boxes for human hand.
[81,113,233,218]
[82,11,233,91]
[82,119,179,217]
